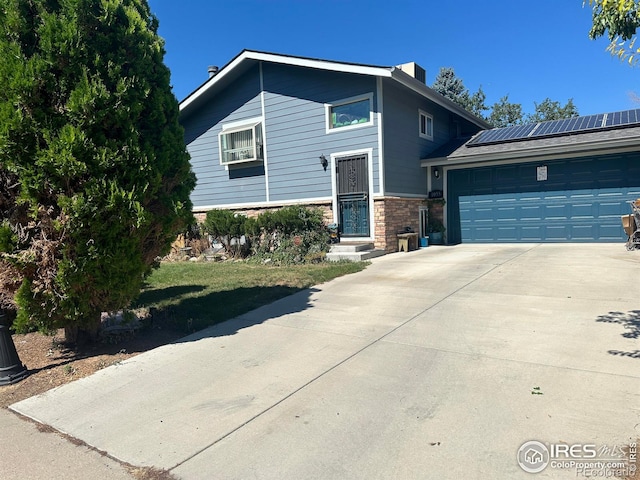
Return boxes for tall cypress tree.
[0,0,195,341]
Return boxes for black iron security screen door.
[336,154,370,237]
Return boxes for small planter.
[420,237,429,248]
[429,232,444,245]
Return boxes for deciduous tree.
[587,0,640,63]
[0,0,195,342]
[526,98,579,123]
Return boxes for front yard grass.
[133,260,368,333]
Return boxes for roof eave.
[179,50,495,129]
[420,136,640,168]
[179,50,394,115]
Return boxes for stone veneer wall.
[373,197,427,253]
[194,197,432,253]
[193,202,334,225]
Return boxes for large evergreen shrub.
[0,0,195,341]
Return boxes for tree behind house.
[0,0,195,342]
[431,67,489,119]
[432,67,579,128]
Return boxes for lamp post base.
[0,314,29,386]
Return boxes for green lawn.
[133,261,368,333]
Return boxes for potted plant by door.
[427,218,446,245]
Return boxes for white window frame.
[419,110,434,140]
[218,117,264,166]
[325,93,373,134]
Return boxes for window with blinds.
[219,121,263,165]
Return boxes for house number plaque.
[536,165,548,182]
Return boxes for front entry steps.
[326,242,386,262]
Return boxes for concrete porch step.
[326,243,386,262]
[328,242,374,253]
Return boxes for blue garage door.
[459,188,639,242]
[447,154,640,243]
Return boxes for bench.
[397,232,418,252]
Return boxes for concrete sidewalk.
[0,408,133,480]
[8,244,640,479]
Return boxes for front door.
[336,154,370,237]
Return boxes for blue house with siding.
[179,50,490,252]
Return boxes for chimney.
[207,65,219,78]
[397,62,426,84]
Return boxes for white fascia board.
[245,51,393,77]
[390,68,491,130]
[180,50,393,113]
[180,52,251,113]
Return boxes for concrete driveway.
[10,244,640,479]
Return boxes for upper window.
[419,110,433,140]
[219,121,263,165]
[326,94,373,132]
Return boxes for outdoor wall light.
[319,154,328,171]
[433,167,440,178]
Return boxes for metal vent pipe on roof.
[208,65,219,78]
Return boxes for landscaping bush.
[201,206,330,264]
[202,210,253,257]
[250,206,330,265]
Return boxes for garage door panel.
[543,204,568,219]
[571,225,596,240]
[459,187,636,242]
[496,227,517,239]
[570,203,595,218]
[543,225,569,241]
[598,201,624,214]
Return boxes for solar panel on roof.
[467,108,640,147]
[467,123,536,146]
[605,108,640,127]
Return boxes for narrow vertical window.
[419,110,433,140]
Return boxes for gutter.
[420,135,640,168]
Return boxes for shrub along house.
[422,110,640,244]
[178,50,490,253]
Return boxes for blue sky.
[148,0,639,117]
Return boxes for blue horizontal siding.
[262,63,379,202]
[182,65,267,208]
[182,62,383,208]
[382,79,471,195]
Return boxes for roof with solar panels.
[421,108,640,165]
